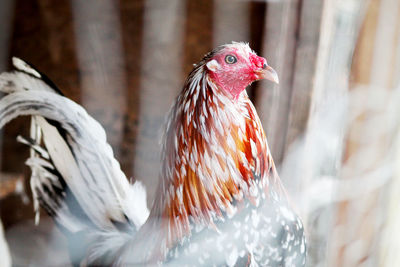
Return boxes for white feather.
[125,181,149,228]
[12,57,41,78]
[0,65,149,231]
[0,220,11,267]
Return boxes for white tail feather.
[125,181,149,228]
[0,61,149,233]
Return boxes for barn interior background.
[0,0,399,266]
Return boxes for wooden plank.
[284,0,324,154]
[0,169,33,229]
[9,0,80,101]
[133,0,186,204]
[370,0,400,88]
[213,0,250,46]
[0,0,14,177]
[342,0,400,266]
[0,173,24,200]
[294,1,370,266]
[322,0,400,265]
[0,0,14,72]
[350,0,381,86]
[117,0,145,178]
[183,0,214,75]
[70,0,127,157]
[256,0,301,166]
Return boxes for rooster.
[0,42,305,266]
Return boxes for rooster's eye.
[225,55,237,64]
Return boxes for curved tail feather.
[0,59,149,234]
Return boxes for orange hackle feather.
[144,44,285,259]
[127,43,290,265]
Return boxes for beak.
[255,65,279,84]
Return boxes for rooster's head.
[205,42,279,99]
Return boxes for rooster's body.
[0,43,305,266]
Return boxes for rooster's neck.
[150,65,282,255]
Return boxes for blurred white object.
[0,220,11,267]
[5,218,70,267]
